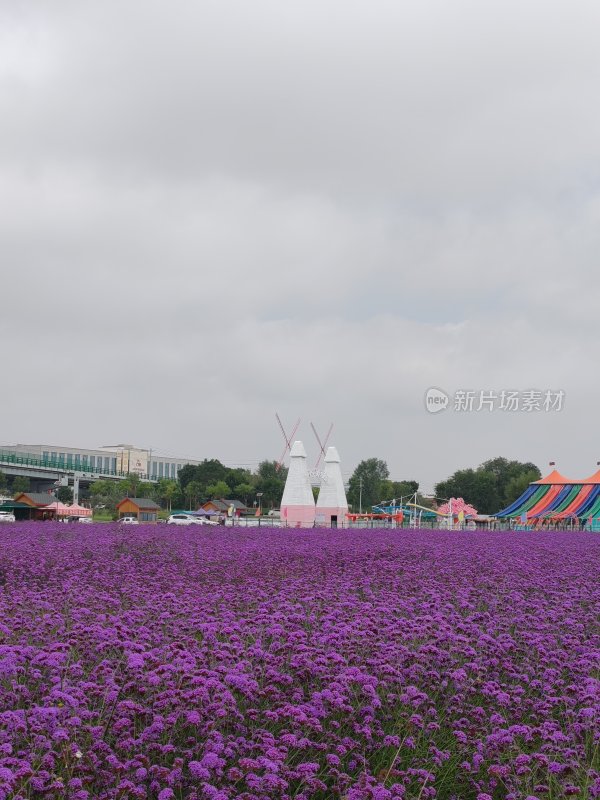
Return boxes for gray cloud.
[2,0,600,493]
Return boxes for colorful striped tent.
[496,468,600,521]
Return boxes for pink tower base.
[281,505,315,528]
[315,506,348,528]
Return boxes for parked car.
[196,515,218,526]
[118,516,139,525]
[0,511,16,523]
[167,514,218,526]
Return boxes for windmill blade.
[321,423,333,451]
[311,421,333,469]
[275,413,288,470]
[277,443,289,469]
[310,422,325,465]
[275,412,287,441]
[275,413,301,470]
[288,418,301,443]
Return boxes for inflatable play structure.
[436,498,477,518]
[495,467,600,526]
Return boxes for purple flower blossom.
[0,524,598,798]
[188,761,210,780]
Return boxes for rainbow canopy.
[495,468,600,520]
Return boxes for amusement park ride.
[346,497,449,526]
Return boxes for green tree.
[121,474,141,497]
[256,460,286,482]
[195,460,228,490]
[178,459,229,498]
[233,483,254,504]
[179,459,289,510]
[434,457,542,514]
[379,480,420,503]
[135,481,156,499]
[504,470,541,507]
[90,479,112,500]
[206,480,230,499]
[254,460,287,508]
[393,480,419,498]
[12,477,30,494]
[57,486,73,503]
[177,464,198,491]
[89,479,122,510]
[171,485,184,510]
[252,461,288,508]
[435,468,499,514]
[347,458,389,512]
[184,481,202,509]
[254,477,285,508]
[157,479,180,512]
[466,470,499,513]
[225,468,253,493]
[479,457,541,507]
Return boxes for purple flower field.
[0,525,599,800]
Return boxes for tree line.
[86,459,288,513]
[346,455,540,515]
[1,454,541,516]
[434,457,541,514]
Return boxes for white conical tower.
[280,440,316,528]
[315,446,348,528]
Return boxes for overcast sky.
[2,0,600,492]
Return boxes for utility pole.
[73,472,80,505]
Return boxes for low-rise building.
[14,492,56,520]
[200,499,248,518]
[116,498,161,522]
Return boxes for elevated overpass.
[0,450,156,491]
